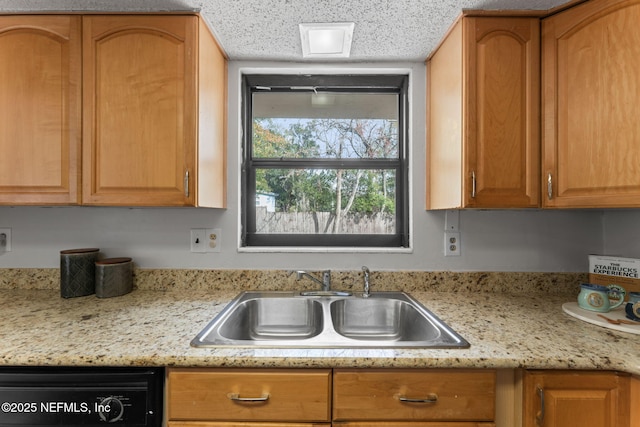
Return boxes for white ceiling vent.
[299,22,355,59]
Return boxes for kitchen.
[1,0,639,426]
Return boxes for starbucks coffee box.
[589,255,640,300]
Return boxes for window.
[241,74,409,248]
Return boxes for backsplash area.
[1,268,586,296]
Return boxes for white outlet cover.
[190,228,221,253]
[444,231,461,257]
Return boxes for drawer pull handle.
[397,393,438,403]
[227,393,270,402]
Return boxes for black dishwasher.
[0,367,163,426]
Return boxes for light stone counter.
[1,284,639,375]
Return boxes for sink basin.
[218,297,323,340]
[330,298,441,341]
[191,291,469,348]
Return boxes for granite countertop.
[1,287,639,375]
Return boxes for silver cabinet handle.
[547,173,553,200]
[471,170,477,198]
[184,170,190,198]
[227,393,270,402]
[396,393,438,403]
[536,387,545,425]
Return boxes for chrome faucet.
[290,270,331,291]
[362,266,371,297]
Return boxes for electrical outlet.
[444,231,461,256]
[190,228,221,253]
[0,228,11,252]
[206,228,221,253]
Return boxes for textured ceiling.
[0,0,571,61]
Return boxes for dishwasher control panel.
[0,367,163,426]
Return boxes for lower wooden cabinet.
[170,424,329,427]
[333,369,496,422]
[167,368,637,427]
[522,370,631,427]
[632,376,640,427]
[167,368,331,424]
[167,368,496,427]
[334,424,493,427]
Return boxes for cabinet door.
[523,371,630,427]
[427,16,539,209]
[632,376,640,427]
[465,17,540,208]
[82,15,197,206]
[0,16,81,205]
[542,0,640,208]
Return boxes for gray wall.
[603,210,640,259]
[0,60,621,272]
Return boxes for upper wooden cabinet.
[83,15,226,207]
[0,14,226,207]
[542,0,640,208]
[427,16,540,209]
[0,16,82,205]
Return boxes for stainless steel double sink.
[191,291,469,348]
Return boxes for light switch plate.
[445,210,459,231]
[190,229,207,253]
[0,228,11,252]
[190,228,221,253]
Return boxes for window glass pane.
[253,92,398,159]
[243,74,408,248]
[254,168,396,235]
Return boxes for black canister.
[60,248,100,298]
[95,257,133,298]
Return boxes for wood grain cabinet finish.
[169,423,329,427]
[427,16,540,209]
[542,0,640,208]
[523,370,631,427]
[333,423,494,427]
[83,15,226,207]
[632,376,640,427]
[167,368,332,423]
[333,369,496,423]
[0,16,81,205]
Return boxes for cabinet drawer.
[333,369,496,421]
[168,368,331,422]
[169,423,330,427]
[334,423,495,427]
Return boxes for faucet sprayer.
[362,266,371,297]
